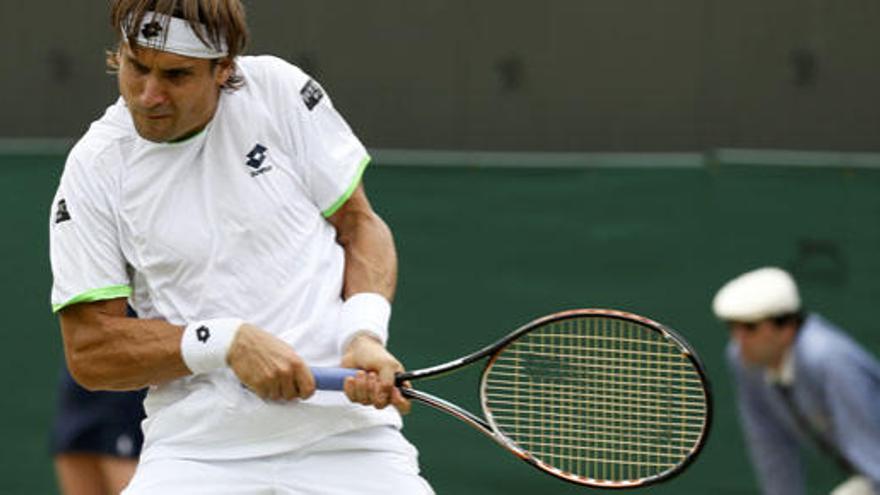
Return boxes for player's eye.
[165,70,190,81]
[162,69,194,84]
[127,59,150,75]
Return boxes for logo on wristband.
[196,325,211,343]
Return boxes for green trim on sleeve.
[322,156,371,218]
[52,285,133,313]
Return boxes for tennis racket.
[312,308,712,489]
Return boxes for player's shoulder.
[237,55,312,89]
[235,55,323,113]
[66,98,136,177]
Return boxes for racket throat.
[404,388,492,433]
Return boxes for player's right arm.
[60,298,315,400]
[59,298,188,390]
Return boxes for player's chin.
[133,119,175,143]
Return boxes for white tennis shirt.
[49,55,400,461]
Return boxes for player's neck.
[168,96,221,143]
[169,125,207,143]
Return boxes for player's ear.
[214,58,234,86]
[106,45,123,73]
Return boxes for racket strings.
[483,316,708,485]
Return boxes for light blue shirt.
[727,313,880,495]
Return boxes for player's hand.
[227,323,315,402]
[340,334,411,415]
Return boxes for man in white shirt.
[49,1,433,493]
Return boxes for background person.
[51,367,145,495]
[713,267,880,495]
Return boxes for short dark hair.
[106,0,249,90]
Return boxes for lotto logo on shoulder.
[300,79,324,111]
[55,199,71,224]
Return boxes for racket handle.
[311,367,358,391]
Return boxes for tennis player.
[713,267,880,495]
[49,1,432,493]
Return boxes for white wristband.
[180,318,243,374]
[338,293,391,353]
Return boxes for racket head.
[479,309,712,488]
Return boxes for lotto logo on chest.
[245,143,273,178]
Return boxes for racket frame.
[397,308,713,489]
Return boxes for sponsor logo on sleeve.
[300,79,324,111]
[55,199,71,224]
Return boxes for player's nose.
[139,76,168,108]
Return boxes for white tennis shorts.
[122,426,434,494]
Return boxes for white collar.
[765,347,795,386]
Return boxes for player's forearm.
[337,210,398,301]
[61,310,190,391]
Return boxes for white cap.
[712,267,801,322]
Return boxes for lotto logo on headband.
[127,12,228,59]
[141,21,163,39]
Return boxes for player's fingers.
[375,362,400,407]
[254,383,273,401]
[390,387,412,415]
[279,373,297,401]
[363,371,379,405]
[266,379,283,401]
[293,363,315,399]
[344,371,370,405]
[343,374,357,402]
[372,380,391,409]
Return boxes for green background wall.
[1,149,878,494]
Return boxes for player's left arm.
[328,182,397,301]
[326,183,410,414]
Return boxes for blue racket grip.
[311,367,358,391]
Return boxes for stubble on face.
[116,45,225,143]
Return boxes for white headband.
[125,11,228,59]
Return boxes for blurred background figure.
[50,306,146,495]
[50,369,145,495]
[713,267,880,495]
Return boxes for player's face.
[728,320,789,368]
[117,45,232,143]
